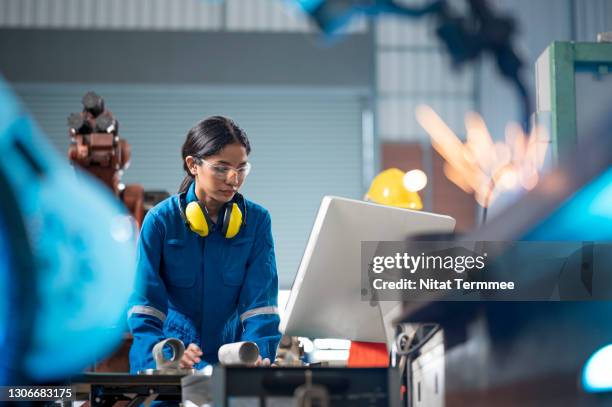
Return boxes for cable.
[395,323,441,357]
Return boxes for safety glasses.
[196,158,252,182]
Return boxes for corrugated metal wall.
[0,0,216,29]
[375,15,476,142]
[573,0,612,41]
[14,83,365,288]
[226,0,311,31]
[0,0,367,32]
[374,0,612,143]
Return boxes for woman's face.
[188,143,249,204]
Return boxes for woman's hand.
[180,343,203,369]
[253,356,271,367]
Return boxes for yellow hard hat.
[365,168,423,210]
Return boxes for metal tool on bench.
[274,335,305,367]
[294,370,330,407]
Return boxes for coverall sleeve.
[237,210,282,361]
[126,212,168,373]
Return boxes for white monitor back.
[280,196,456,342]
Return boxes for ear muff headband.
[178,191,246,239]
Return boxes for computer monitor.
[280,196,455,342]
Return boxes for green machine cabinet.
[535,41,612,163]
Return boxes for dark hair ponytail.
[178,116,251,193]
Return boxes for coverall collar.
[186,180,198,204]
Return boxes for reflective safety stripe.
[240,306,279,322]
[128,305,167,322]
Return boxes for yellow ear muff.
[223,203,243,239]
[185,201,210,237]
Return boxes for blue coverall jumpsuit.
[127,181,281,372]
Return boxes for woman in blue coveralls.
[127,116,281,371]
